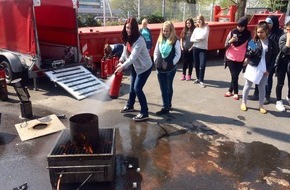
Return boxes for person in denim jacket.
[241,21,277,114]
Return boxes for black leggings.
[276,62,290,101]
[227,60,244,94]
[181,49,193,75]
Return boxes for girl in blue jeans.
[115,17,152,121]
[190,15,209,88]
[153,21,181,115]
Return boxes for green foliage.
[185,0,196,3]
[219,0,235,8]
[77,14,101,27]
[140,14,165,24]
[105,20,125,26]
[268,0,288,12]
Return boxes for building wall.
[78,0,102,14]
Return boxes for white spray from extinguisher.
[106,74,115,86]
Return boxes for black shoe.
[133,113,149,122]
[263,98,270,105]
[156,108,169,115]
[120,106,134,113]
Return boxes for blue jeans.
[157,67,177,110]
[127,65,152,116]
[193,47,207,82]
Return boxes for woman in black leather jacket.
[241,21,278,114]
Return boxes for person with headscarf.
[250,15,283,104]
[224,16,252,100]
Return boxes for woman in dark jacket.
[251,15,283,103]
[241,21,277,114]
[224,16,251,100]
[275,20,290,112]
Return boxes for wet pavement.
[1,55,290,190]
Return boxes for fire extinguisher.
[100,59,108,79]
[112,56,119,73]
[106,58,113,75]
[0,65,8,101]
[109,72,123,99]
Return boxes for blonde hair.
[196,15,205,27]
[141,18,148,27]
[157,21,177,45]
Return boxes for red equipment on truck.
[0,0,107,100]
[78,6,286,67]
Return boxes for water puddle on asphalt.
[113,123,290,190]
[3,108,289,190]
[58,122,290,190]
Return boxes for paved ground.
[1,55,290,190]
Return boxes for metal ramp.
[45,65,109,100]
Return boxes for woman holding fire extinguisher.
[114,17,153,122]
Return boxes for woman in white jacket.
[190,15,209,88]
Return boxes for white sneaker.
[193,79,199,84]
[199,82,205,88]
[276,100,286,112]
[286,96,290,105]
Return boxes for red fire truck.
[0,0,107,100]
[0,1,285,99]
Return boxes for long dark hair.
[121,17,140,46]
[180,18,195,39]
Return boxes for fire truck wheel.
[0,60,19,84]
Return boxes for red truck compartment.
[0,0,36,55]
[0,0,78,57]
[248,12,285,28]
[35,1,78,47]
[79,21,237,64]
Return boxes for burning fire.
[83,144,93,154]
[59,141,94,154]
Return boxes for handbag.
[246,40,262,67]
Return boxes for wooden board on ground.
[15,114,66,141]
